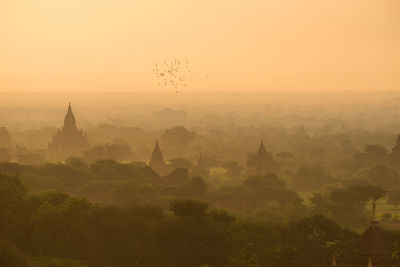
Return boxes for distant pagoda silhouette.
[352,202,395,267]
[247,139,279,175]
[149,140,165,175]
[48,103,89,161]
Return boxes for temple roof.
[254,139,273,161]
[48,102,88,160]
[352,203,395,267]
[150,140,164,163]
[257,139,267,157]
[63,102,77,131]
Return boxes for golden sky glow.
[0,0,399,92]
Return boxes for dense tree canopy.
[0,174,375,267]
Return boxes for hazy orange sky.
[0,0,399,92]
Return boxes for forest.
[1,173,396,267]
[1,92,400,266]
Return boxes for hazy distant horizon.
[2,90,400,132]
[2,89,400,107]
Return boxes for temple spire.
[247,138,278,175]
[48,102,88,161]
[152,140,163,160]
[352,199,395,266]
[63,102,77,131]
[150,140,165,174]
[257,138,266,156]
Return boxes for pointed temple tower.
[352,202,395,267]
[247,139,279,175]
[48,103,89,161]
[149,140,165,175]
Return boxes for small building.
[48,103,89,161]
[352,203,395,267]
[247,139,279,175]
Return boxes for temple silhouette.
[149,140,165,175]
[48,103,89,161]
[329,203,396,267]
[351,203,395,267]
[247,139,279,175]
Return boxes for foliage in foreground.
[0,173,395,267]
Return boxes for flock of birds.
[153,57,207,93]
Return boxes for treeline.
[0,173,363,267]
[4,124,400,204]
[0,158,397,230]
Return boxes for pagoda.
[352,202,395,267]
[48,103,89,161]
[247,139,279,175]
[149,140,165,175]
